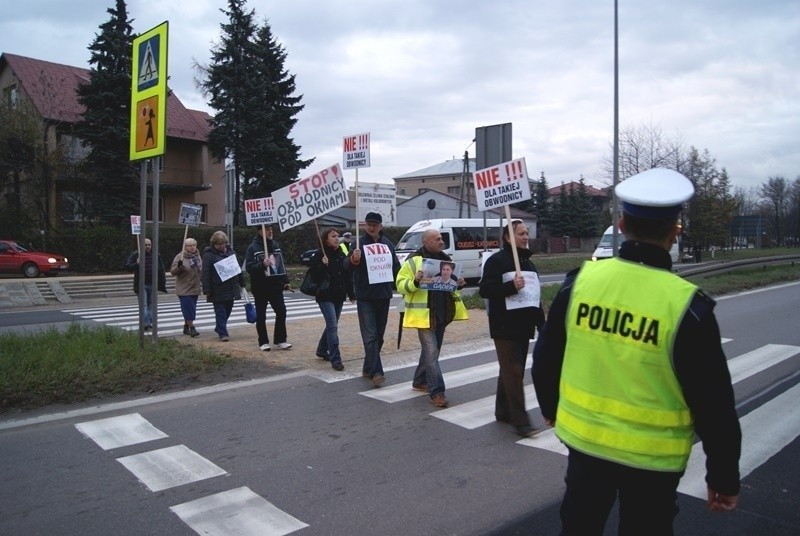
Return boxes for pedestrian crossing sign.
[130,21,168,161]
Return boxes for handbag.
[241,287,257,324]
[300,266,329,296]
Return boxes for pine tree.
[246,21,312,197]
[200,0,311,224]
[533,173,551,233]
[75,0,137,226]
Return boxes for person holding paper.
[201,231,244,342]
[396,229,468,407]
[245,225,292,351]
[344,212,401,387]
[479,219,544,437]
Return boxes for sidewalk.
[178,304,496,382]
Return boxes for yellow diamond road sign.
[130,21,168,161]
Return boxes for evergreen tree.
[75,0,137,226]
[246,21,312,197]
[200,0,311,224]
[533,173,551,233]
[572,177,601,236]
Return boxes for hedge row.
[40,224,409,274]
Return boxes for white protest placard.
[362,242,394,284]
[502,271,541,310]
[272,163,349,231]
[178,203,203,226]
[130,215,141,235]
[472,157,531,211]
[343,132,370,169]
[357,182,397,226]
[243,197,276,226]
[213,254,241,283]
[419,258,462,293]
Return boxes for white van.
[396,218,509,281]
[592,225,681,263]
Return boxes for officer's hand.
[706,488,738,512]
[352,249,362,263]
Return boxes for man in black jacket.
[245,225,292,351]
[124,238,166,331]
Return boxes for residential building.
[0,53,225,228]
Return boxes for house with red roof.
[0,53,226,227]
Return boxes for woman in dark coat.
[201,230,244,341]
[479,220,545,437]
[310,228,355,371]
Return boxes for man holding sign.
[344,212,401,387]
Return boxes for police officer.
[532,168,741,535]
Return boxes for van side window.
[452,227,500,250]
[441,232,451,250]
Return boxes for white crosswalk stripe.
[360,341,800,501]
[64,297,365,335]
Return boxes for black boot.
[189,326,199,337]
[183,323,190,335]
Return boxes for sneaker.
[515,425,542,438]
[431,394,449,408]
[260,343,271,351]
[411,383,428,393]
[275,342,293,350]
[189,326,199,338]
[332,361,344,371]
[372,374,385,387]
[220,335,229,342]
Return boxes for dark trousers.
[493,338,531,427]
[560,448,683,536]
[357,299,390,376]
[254,285,287,345]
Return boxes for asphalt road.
[1,282,799,535]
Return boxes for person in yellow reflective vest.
[396,229,468,408]
[532,168,741,535]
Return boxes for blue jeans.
[213,300,234,338]
[357,299,390,377]
[143,284,153,326]
[413,324,446,397]
[316,300,344,364]
[179,295,198,322]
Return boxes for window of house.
[447,186,460,195]
[399,187,406,195]
[146,157,164,172]
[61,192,90,222]
[198,203,208,224]
[3,85,19,108]
[419,188,429,194]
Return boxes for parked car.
[300,248,318,267]
[0,239,69,277]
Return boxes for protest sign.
[343,132,370,169]
[502,271,541,310]
[213,254,241,283]
[357,182,397,226]
[363,242,395,284]
[272,163,348,231]
[130,215,141,235]
[178,203,202,226]
[472,157,531,211]
[244,197,276,226]
[418,258,462,292]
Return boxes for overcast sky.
[1,0,798,192]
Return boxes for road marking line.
[75,413,168,450]
[170,486,308,536]
[117,444,227,492]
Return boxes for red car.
[0,239,69,278]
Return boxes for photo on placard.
[418,258,461,292]
[256,250,286,277]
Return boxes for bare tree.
[759,176,790,246]
[600,122,687,183]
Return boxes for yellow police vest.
[556,258,698,471]
[396,255,468,329]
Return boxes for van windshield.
[397,231,451,251]
[597,233,619,248]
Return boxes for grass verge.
[0,324,231,411]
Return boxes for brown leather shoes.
[431,394,449,408]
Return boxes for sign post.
[472,157,532,276]
[343,132,370,249]
[130,21,168,344]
